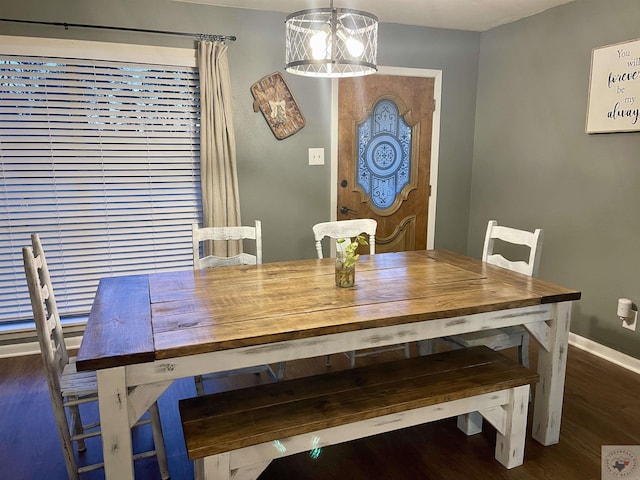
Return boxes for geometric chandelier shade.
[285,0,378,78]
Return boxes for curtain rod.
[0,18,236,42]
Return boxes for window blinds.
[0,54,201,325]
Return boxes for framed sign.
[586,38,640,133]
[250,72,305,140]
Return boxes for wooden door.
[338,75,434,252]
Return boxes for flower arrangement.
[335,234,368,287]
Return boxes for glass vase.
[335,253,356,288]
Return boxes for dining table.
[76,249,581,479]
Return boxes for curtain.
[197,40,241,257]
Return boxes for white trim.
[0,335,82,358]
[569,332,640,375]
[330,66,442,249]
[0,35,197,67]
[0,319,86,358]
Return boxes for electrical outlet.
[308,147,324,165]
[622,311,638,331]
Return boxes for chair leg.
[457,411,483,435]
[403,342,411,358]
[275,362,286,381]
[69,402,87,452]
[344,350,356,368]
[194,375,205,396]
[518,333,530,368]
[55,397,80,480]
[149,402,171,479]
[325,354,332,367]
[417,339,437,356]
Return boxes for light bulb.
[336,27,364,59]
[345,37,364,57]
[310,29,329,60]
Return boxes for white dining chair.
[312,219,411,367]
[192,221,285,395]
[22,233,169,480]
[435,220,543,435]
[440,220,543,367]
[192,221,262,269]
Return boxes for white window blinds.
[0,52,201,325]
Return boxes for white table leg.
[97,367,135,480]
[532,301,572,446]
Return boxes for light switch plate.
[308,147,324,165]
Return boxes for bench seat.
[179,346,539,480]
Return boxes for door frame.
[330,66,442,249]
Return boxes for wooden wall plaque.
[250,72,305,140]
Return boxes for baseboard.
[569,332,640,375]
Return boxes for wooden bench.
[179,346,539,480]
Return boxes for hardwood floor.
[1,343,638,479]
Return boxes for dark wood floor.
[1,342,639,479]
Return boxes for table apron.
[126,304,554,386]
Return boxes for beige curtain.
[197,40,241,257]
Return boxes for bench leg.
[195,453,230,480]
[494,385,530,469]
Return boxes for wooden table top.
[76,250,580,372]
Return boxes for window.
[0,38,201,325]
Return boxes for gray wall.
[0,0,479,262]
[470,0,640,359]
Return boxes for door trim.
[330,66,442,249]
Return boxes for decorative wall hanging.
[586,38,640,133]
[250,71,305,140]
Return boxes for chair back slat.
[198,253,257,269]
[312,219,377,259]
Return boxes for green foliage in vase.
[336,234,369,268]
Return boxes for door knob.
[340,206,358,215]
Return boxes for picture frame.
[586,38,640,134]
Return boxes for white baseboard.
[569,332,640,375]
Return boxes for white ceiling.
[172,0,576,32]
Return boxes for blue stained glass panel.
[357,100,411,210]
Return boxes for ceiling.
[172,0,576,32]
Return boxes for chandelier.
[284,0,378,78]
